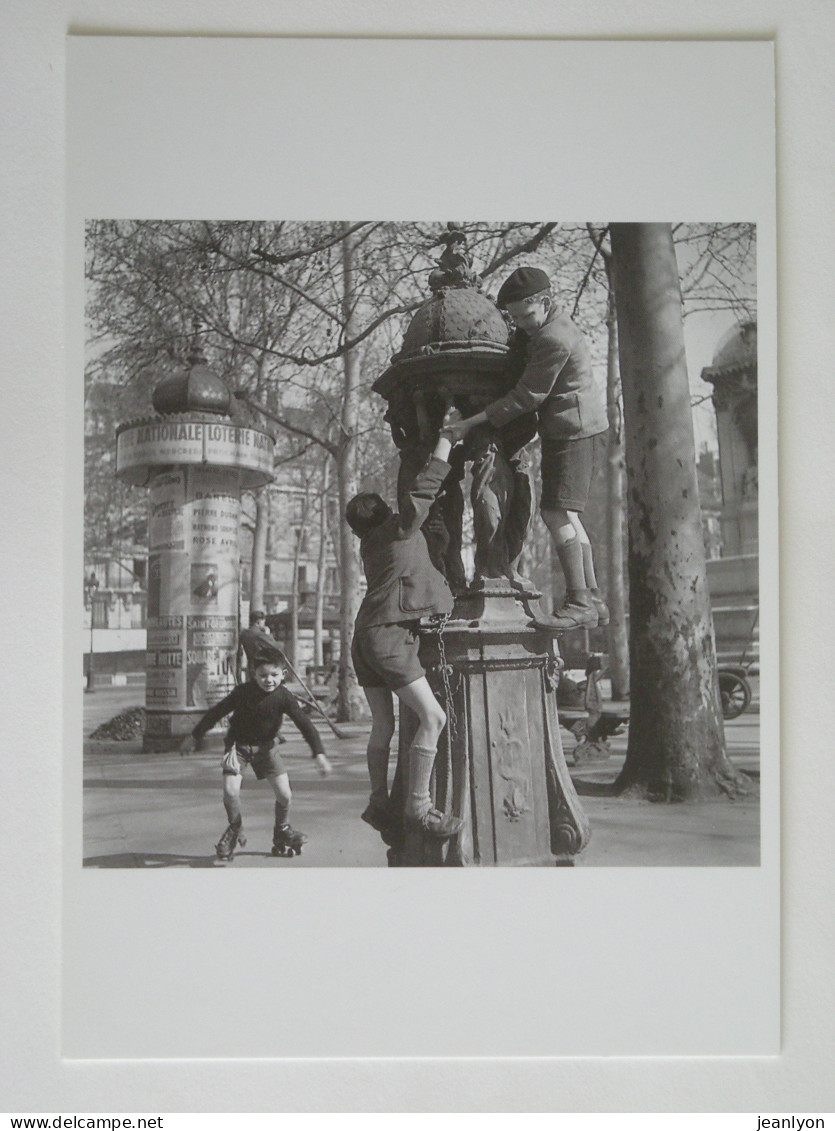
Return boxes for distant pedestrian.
[239,608,272,670]
[180,637,331,861]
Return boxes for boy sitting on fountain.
[446,266,609,631]
[345,419,463,841]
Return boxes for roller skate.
[215,818,246,862]
[271,823,308,857]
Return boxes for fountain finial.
[428,223,480,292]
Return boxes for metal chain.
[428,612,457,746]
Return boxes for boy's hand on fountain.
[441,408,469,440]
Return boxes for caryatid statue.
[373,225,538,593]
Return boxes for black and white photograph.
[82,218,761,871]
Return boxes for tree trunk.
[609,223,750,800]
[336,225,366,721]
[603,262,630,700]
[314,457,330,668]
[289,543,300,672]
[289,486,312,671]
[249,488,269,613]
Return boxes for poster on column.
[148,469,185,551]
[184,465,240,709]
[146,470,189,712]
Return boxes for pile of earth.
[90,706,146,740]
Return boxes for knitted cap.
[496,266,552,308]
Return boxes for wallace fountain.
[372,227,591,866]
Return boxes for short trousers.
[351,621,425,691]
[540,430,607,513]
[224,743,286,779]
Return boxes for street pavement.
[82,687,761,869]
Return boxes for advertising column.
[145,466,241,744]
[116,411,275,752]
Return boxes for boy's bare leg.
[395,677,462,838]
[266,771,292,829]
[267,771,309,854]
[216,771,246,858]
[222,770,243,825]
[362,686,396,815]
[568,512,609,624]
[538,507,597,629]
[542,506,580,551]
[395,676,446,754]
[396,676,445,819]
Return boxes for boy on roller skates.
[345,418,464,845]
[179,639,331,861]
[237,610,286,743]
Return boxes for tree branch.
[235,393,338,457]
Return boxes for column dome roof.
[151,347,233,416]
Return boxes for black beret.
[496,267,552,308]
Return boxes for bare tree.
[85,219,640,720]
[610,223,751,800]
[313,455,331,669]
[602,256,630,700]
[288,485,313,672]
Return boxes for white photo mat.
[64,36,778,1060]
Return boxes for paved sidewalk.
[82,688,760,868]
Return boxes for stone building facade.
[701,322,759,667]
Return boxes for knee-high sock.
[581,541,599,590]
[223,796,242,826]
[366,743,391,808]
[405,744,437,820]
[274,797,290,829]
[555,538,588,595]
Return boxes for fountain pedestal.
[392,582,591,867]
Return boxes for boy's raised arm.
[396,414,457,538]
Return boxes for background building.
[701,322,759,667]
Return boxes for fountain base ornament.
[371,226,590,865]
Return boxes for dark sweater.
[191,682,325,757]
